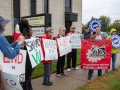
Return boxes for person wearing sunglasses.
[66,26,79,72]
[105,28,118,73]
[55,27,67,78]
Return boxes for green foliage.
[99,16,111,32]
[52,37,55,40]
[5,35,14,44]
[99,16,111,27]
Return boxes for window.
[13,0,20,32]
[44,0,48,13]
[65,0,71,12]
[30,0,36,15]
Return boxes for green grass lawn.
[76,65,120,90]
[31,49,81,79]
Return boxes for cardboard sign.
[57,36,72,56]
[25,38,44,68]
[70,34,81,48]
[0,72,23,90]
[81,40,112,70]
[0,50,26,82]
[43,39,58,60]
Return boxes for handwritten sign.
[43,39,58,60]
[57,36,72,56]
[0,50,26,82]
[70,34,81,48]
[0,72,23,90]
[25,38,44,68]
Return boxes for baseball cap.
[0,16,10,34]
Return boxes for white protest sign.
[70,34,81,48]
[43,39,58,60]
[57,36,72,56]
[25,38,44,68]
[0,50,26,83]
[0,72,23,90]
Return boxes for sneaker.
[72,67,79,70]
[113,70,118,72]
[67,68,71,72]
[48,81,53,85]
[88,76,92,80]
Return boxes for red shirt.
[40,33,52,63]
[13,33,22,41]
[55,35,60,57]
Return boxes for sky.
[82,0,120,25]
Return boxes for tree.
[99,16,111,27]
[99,16,111,32]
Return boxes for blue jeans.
[105,53,117,72]
[88,70,102,76]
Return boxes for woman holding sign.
[0,16,25,67]
[18,19,35,90]
[55,27,67,78]
[105,28,118,73]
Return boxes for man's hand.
[69,40,71,43]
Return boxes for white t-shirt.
[95,35,102,40]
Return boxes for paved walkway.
[32,53,120,90]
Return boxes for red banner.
[81,40,112,70]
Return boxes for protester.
[40,27,54,86]
[105,28,118,73]
[0,16,24,64]
[66,26,79,72]
[55,27,67,78]
[13,24,22,41]
[83,26,93,39]
[18,19,35,90]
[88,26,105,80]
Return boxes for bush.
[52,37,55,40]
[5,35,14,44]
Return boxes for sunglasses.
[62,30,65,31]
[113,31,116,32]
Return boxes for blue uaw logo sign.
[88,18,102,32]
[111,34,120,48]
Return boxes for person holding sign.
[18,19,35,90]
[88,26,105,80]
[0,16,25,67]
[55,27,67,77]
[105,28,118,73]
[66,26,79,71]
[41,27,54,86]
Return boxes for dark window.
[13,0,20,32]
[30,0,36,16]
[65,0,71,12]
[44,0,48,13]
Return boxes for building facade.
[0,0,82,37]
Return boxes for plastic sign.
[88,18,102,32]
[111,34,120,48]
[0,72,23,90]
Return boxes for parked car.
[100,32,108,39]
